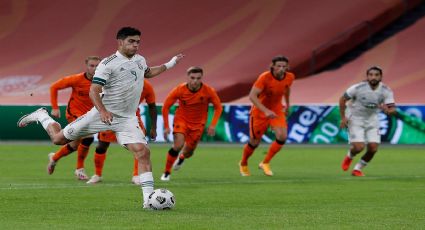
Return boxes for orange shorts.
[98,118,146,143]
[249,111,287,139]
[172,118,204,149]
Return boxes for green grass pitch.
[0,143,424,229]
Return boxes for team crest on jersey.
[137,62,144,70]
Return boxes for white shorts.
[63,108,147,145]
[347,119,380,143]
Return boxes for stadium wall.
[1,105,424,144]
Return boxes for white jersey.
[92,51,149,117]
[345,81,395,121]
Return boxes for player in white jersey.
[339,66,396,176]
[17,27,184,208]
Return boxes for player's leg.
[87,139,110,184]
[259,124,287,176]
[127,142,153,208]
[352,125,380,176]
[161,132,185,181]
[172,128,202,171]
[240,115,265,176]
[75,136,94,180]
[342,120,365,171]
[17,108,70,145]
[47,139,80,175]
[114,116,154,208]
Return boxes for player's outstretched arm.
[145,54,185,78]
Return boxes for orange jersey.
[162,83,222,130]
[50,72,93,120]
[251,71,295,115]
[136,80,156,116]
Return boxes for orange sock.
[76,144,90,169]
[94,152,106,176]
[164,154,178,174]
[263,141,284,163]
[241,144,256,165]
[53,144,74,162]
[133,158,139,176]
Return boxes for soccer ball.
[147,188,176,210]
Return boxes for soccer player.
[239,56,294,176]
[17,27,184,208]
[339,66,396,176]
[48,56,101,180]
[86,79,157,185]
[160,66,222,181]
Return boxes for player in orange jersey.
[86,79,157,184]
[239,56,294,176]
[48,56,101,180]
[160,66,223,181]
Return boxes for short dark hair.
[366,66,383,75]
[116,27,141,40]
[272,55,289,65]
[187,66,203,75]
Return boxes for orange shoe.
[351,170,365,177]
[341,155,353,171]
[259,162,273,176]
[239,161,251,176]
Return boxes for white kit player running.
[17,27,184,208]
[339,66,397,177]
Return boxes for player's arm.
[90,83,113,125]
[50,77,73,118]
[284,87,291,114]
[162,89,179,141]
[145,54,185,78]
[380,90,397,116]
[147,102,158,140]
[339,93,350,128]
[207,89,223,136]
[249,87,276,118]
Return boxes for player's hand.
[340,117,348,129]
[164,54,185,69]
[163,128,171,142]
[265,109,277,119]
[100,110,113,125]
[51,109,60,118]
[379,104,390,115]
[207,126,216,136]
[150,128,157,141]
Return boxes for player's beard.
[368,79,380,87]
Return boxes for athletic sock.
[94,152,106,176]
[38,113,58,130]
[354,159,368,171]
[139,172,154,204]
[263,141,284,164]
[53,144,74,162]
[347,151,354,159]
[76,144,90,169]
[241,144,255,165]
[165,154,177,174]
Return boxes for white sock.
[139,172,154,204]
[347,151,354,159]
[354,159,367,171]
[38,113,58,130]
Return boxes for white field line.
[1,175,424,190]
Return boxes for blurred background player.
[48,56,101,180]
[339,66,396,177]
[239,56,294,176]
[86,79,157,184]
[160,66,222,181]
